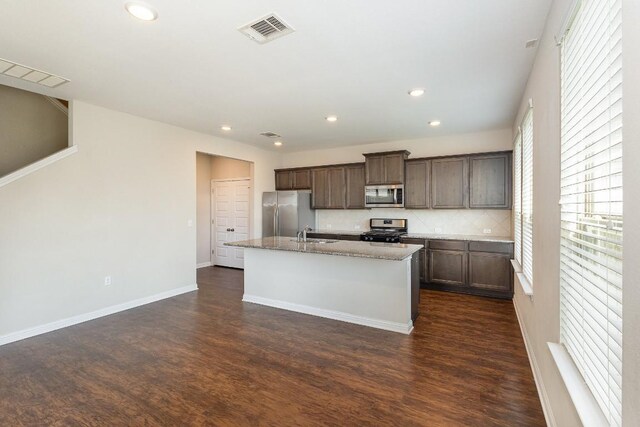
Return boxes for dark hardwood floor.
[0,266,545,426]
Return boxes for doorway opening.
[196,152,253,269]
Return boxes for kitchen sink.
[290,238,338,244]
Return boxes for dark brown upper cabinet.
[327,167,346,208]
[275,170,292,190]
[469,152,512,209]
[276,149,512,211]
[292,169,312,190]
[345,163,366,209]
[274,168,312,190]
[431,157,469,209]
[312,167,346,209]
[405,159,430,208]
[364,151,410,185]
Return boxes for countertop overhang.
[225,237,422,261]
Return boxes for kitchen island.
[225,237,423,334]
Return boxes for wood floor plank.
[0,266,545,426]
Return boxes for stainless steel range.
[360,218,408,243]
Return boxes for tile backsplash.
[316,209,512,237]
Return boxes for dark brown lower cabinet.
[468,252,512,294]
[428,250,467,287]
[307,233,514,299]
[425,239,514,299]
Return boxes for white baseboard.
[513,298,556,427]
[196,262,212,269]
[0,284,198,347]
[243,294,413,335]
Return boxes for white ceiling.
[0,1,552,152]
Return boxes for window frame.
[512,105,534,295]
[553,0,624,425]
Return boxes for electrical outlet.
[434,227,442,233]
[483,228,492,234]
[326,224,332,229]
[354,225,361,230]
[187,219,193,227]
[104,276,112,286]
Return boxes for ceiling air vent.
[260,131,282,138]
[0,58,69,88]
[238,14,294,44]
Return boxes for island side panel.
[410,251,420,321]
[242,248,413,334]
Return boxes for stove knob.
[386,237,391,242]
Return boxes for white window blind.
[513,131,522,266]
[521,109,534,285]
[559,0,623,424]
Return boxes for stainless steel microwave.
[364,185,404,208]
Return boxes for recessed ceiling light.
[221,125,232,131]
[429,120,441,127]
[274,141,283,147]
[408,88,425,97]
[125,2,158,21]
[325,115,338,122]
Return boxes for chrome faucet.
[296,230,303,242]
[302,225,312,242]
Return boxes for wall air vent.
[0,58,69,88]
[260,131,282,138]
[238,14,294,44]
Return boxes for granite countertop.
[310,229,514,243]
[225,237,422,261]
[402,233,514,243]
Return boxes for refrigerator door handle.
[274,207,279,237]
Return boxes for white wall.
[210,156,251,180]
[0,84,68,177]
[622,0,640,424]
[281,128,512,168]
[511,0,640,425]
[196,153,212,265]
[0,101,280,339]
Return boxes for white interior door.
[212,179,251,268]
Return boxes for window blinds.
[513,131,522,266]
[559,0,623,424]
[521,109,534,284]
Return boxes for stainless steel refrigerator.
[262,191,316,238]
